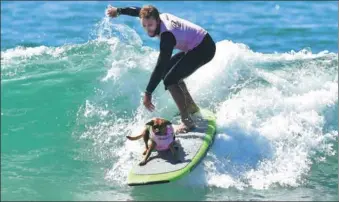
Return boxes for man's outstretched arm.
[117,7,141,17]
[145,32,176,94]
[106,6,141,18]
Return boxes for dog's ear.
[145,119,154,126]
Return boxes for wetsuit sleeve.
[117,7,141,17]
[145,32,176,94]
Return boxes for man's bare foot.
[175,122,196,133]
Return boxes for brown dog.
[126,117,180,166]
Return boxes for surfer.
[106,5,216,133]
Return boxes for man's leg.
[163,53,196,132]
[164,59,208,133]
[178,80,200,114]
[167,84,195,133]
[164,53,199,115]
[164,33,216,132]
[163,52,197,120]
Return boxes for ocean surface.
[1,1,338,201]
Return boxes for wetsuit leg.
[163,33,216,89]
[162,51,186,79]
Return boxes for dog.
[126,117,180,166]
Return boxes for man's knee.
[205,44,216,63]
[163,75,180,90]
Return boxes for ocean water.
[1,1,338,201]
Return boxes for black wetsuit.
[117,7,216,94]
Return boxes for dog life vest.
[149,125,175,151]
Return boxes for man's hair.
[139,5,160,20]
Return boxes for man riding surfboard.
[106,5,216,133]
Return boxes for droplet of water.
[275,4,280,10]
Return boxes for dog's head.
[146,117,172,136]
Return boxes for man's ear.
[145,119,154,126]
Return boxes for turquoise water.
[1,1,338,200]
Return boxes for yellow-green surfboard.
[127,108,217,186]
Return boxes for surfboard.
[127,108,217,186]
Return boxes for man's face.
[141,17,159,37]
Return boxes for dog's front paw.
[174,155,181,163]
